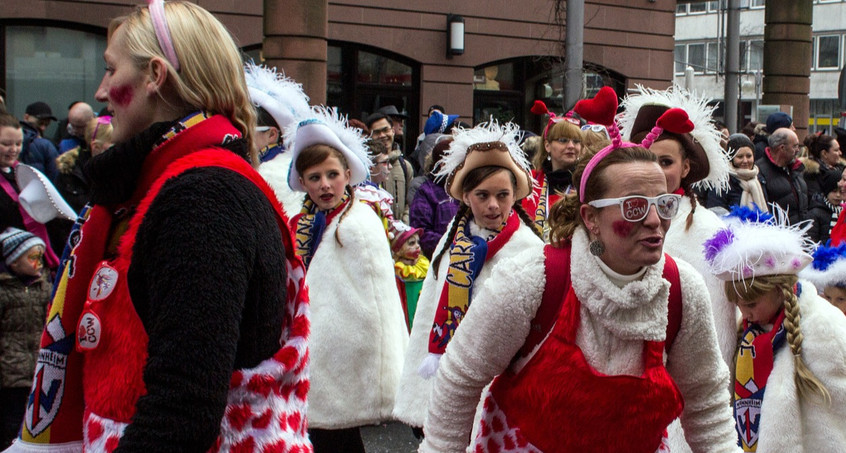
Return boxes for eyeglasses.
[588,194,681,222]
[370,126,392,136]
[554,137,581,145]
[581,124,611,139]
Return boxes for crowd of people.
[1,1,845,452]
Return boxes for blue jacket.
[20,122,59,182]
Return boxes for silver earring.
[589,239,605,256]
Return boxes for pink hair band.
[148,0,180,72]
[578,142,640,203]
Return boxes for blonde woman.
[705,207,846,451]
[6,2,309,451]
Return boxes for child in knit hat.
[0,227,52,446]
[800,242,846,314]
[390,222,429,329]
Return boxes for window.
[816,35,841,69]
[707,42,721,73]
[5,26,107,138]
[740,40,764,72]
[688,43,706,73]
[708,1,722,12]
[473,63,515,91]
[674,45,687,75]
[676,4,687,14]
[357,50,412,86]
[689,2,708,13]
[750,0,765,7]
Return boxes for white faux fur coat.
[753,281,846,452]
[305,200,409,429]
[258,151,304,218]
[393,215,543,428]
[664,196,739,453]
[419,228,739,453]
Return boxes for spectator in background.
[55,115,113,213]
[409,138,460,259]
[705,133,767,215]
[55,102,95,154]
[757,127,808,224]
[807,166,845,244]
[802,132,844,198]
[19,102,59,181]
[367,112,413,222]
[377,105,407,152]
[754,111,793,160]
[412,110,460,175]
[741,120,759,140]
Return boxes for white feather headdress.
[244,62,311,131]
[618,84,730,192]
[433,120,534,200]
[704,206,814,283]
[285,105,370,191]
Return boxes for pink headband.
[148,0,180,72]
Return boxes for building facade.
[675,0,844,133]
[2,0,680,142]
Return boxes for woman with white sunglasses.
[419,88,737,453]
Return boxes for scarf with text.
[734,306,788,452]
[293,193,351,269]
[428,210,519,356]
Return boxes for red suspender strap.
[518,246,683,359]
[662,253,683,352]
[518,243,571,358]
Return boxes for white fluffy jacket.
[393,216,543,427]
[664,197,738,453]
[258,152,304,218]
[420,228,739,453]
[305,200,409,429]
[754,281,846,452]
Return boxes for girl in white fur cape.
[393,121,543,430]
[287,107,408,452]
[705,206,846,452]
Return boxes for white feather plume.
[618,84,731,192]
[433,120,530,180]
[284,105,370,169]
[244,62,311,129]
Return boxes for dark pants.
[0,387,28,448]
[309,427,366,453]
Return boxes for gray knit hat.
[1,227,45,266]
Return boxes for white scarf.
[733,166,768,211]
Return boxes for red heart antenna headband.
[148,0,180,72]
[575,86,693,203]
[530,100,580,140]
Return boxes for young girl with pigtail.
[286,107,408,452]
[705,206,846,452]
[393,120,543,432]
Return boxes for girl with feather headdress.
[393,120,543,432]
[286,106,408,452]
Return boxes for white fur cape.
[304,200,408,429]
[392,216,544,427]
[754,281,846,452]
[663,197,739,453]
[257,151,304,218]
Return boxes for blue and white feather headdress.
[799,242,846,290]
[704,205,814,283]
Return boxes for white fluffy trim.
[433,120,530,180]
[800,258,846,290]
[244,62,310,131]
[417,353,442,379]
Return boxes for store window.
[816,35,841,70]
[3,25,107,138]
[474,63,515,91]
[327,41,419,151]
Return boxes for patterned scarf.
[534,175,549,232]
[734,306,788,451]
[293,193,350,269]
[428,210,519,356]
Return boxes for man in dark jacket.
[757,127,808,224]
[20,102,59,181]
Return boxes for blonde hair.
[109,2,256,162]
[533,121,583,169]
[85,117,113,148]
[581,128,611,156]
[726,274,832,405]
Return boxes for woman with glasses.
[620,86,737,452]
[419,88,737,452]
[523,105,585,240]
